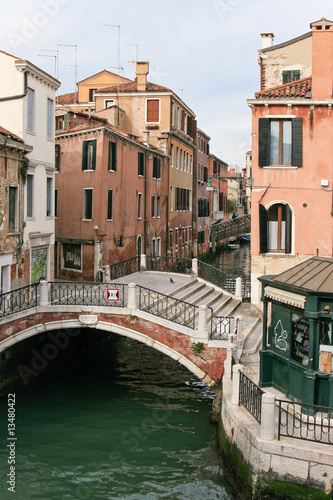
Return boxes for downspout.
[0,71,28,102]
[143,149,147,255]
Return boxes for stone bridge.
[0,271,261,387]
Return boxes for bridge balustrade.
[0,284,38,318]
[50,282,126,307]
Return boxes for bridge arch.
[0,317,214,386]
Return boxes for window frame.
[153,157,161,180]
[108,140,117,172]
[27,87,35,133]
[82,139,97,171]
[146,99,160,123]
[8,186,18,233]
[258,117,302,167]
[83,188,93,220]
[27,174,33,218]
[47,98,54,139]
[46,177,52,217]
[138,192,142,219]
[107,189,113,220]
[138,151,144,176]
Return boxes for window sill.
[83,169,95,172]
[82,219,92,222]
[263,165,298,170]
[262,252,296,257]
[108,169,116,173]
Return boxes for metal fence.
[146,256,193,274]
[50,282,126,307]
[277,399,333,445]
[211,315,234,340]
[110,257,139,280]
[198,260,236,295]
[0,284,38,318]
[239,371,264,424]
[139,285,198,329]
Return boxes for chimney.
[136,61,149,91]
[310,17,333,99]
[260,33,274,49]
[143,131,150,147]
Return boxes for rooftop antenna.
[125,43,139,63]
[104,24,121,120]
[110,66,124,77]
[38,49,59,104]
[58,43,77,117]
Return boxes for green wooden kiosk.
[259,256,333,407]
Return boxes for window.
[27,174,33,217]
[176,188,190,211]
[203,167,208,183]
[190,154,193,174]
[47,98,53,139]
[171,101,175,125]
[46,178,52,216]
[146,99,159,122]
[170,143,174,167]
[105,99,115,108]
[55,144,60,172]
[63,243,81,270]
[177,106,180,128]
[107,190,113,220]
[138,151,144,176]
[84,189,93,220]
[8,187,17,233]
[151,195,155,218]
[259,118,302,167]
[138,193,142,219]
[55,115,64,131]
[152,238,161,257]
[108,141,117,171]
[259,203,292,254]
[170,185,173,212]
[180,148,183,171]
[89,88,97,102]
[157,196,160,217]
[27,87,34,132]
[183,150,186,172]
[282,70,300,84]
[55,189,58,218]
[198,198,210,217]
[176,146,179,169]
[82,139,96,170]
[153,157,161,179]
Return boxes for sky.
[1,0,332,167]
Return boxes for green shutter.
[258,118,269,167]
[285,204,292,254]
[82,141,88,170]
[292,118,302,167]
[92,140,96,170]
[259,204,268,253]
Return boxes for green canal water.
[0,334,237,500]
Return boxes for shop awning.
[264,286,306,309]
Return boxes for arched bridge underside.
[0,308,227,387]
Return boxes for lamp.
[206,179,213,192]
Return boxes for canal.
[0,333,237,499]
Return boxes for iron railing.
[198,260,236,295]
[146,256,193,275]
[239,371,264,424]
[110,257,139,280]
[50,282,125,307]
[0,284,38,318]
[277,399,333,445]
[139,285,198,329]
[211,315,234,340]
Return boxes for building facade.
[0,128,32,292]
[194,129,211,255]
[55,112,168,281]
[0,50,60,285]
[248,18,333,308]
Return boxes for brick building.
[55,111,168,281]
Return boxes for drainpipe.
[143,148,147,255]
[0,71,28,102]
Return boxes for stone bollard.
[197,305,209,341]
[235,277,242,301]
[231,363,244,405]
[128,283,137,310]
[260,391,276,441]
[191,258,198,277]
[224,340,234,379]
[140,254,147,271]
[39,280,49,307]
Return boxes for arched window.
[259,203,292,254]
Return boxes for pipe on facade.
[0,71,28,102]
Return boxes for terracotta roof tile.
[255,77,312,99]
[95,80,171,94]
[57,92,78,105]
[0,126,23,142]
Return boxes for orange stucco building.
[248,18,333,307]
